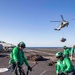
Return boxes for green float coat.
[56,57,74,74]
[9,47,29,66]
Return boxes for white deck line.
[0,68,8,72]
[40,70,47,75]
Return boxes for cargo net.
[60,38,66,42]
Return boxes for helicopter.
[50,15,69,31]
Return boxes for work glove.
[28,66,32,71]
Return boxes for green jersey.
[9,46,29,66]
[56,57,74,74]
[63,49,70,57]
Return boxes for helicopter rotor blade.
[50,21,61,22]
[60,15,64,21]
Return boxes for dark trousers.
[9,64,25,75]
[58,71,75,75]
[68,71,75,75]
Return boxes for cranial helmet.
[63,46,67,49]
[56,52,63,58]
[18,42,26,48]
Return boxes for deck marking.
[0,68,8,72]
[40,70,47,75]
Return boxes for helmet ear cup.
[18,43,21,47]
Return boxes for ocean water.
[26,47,63,50]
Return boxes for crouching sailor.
[55,52,75,75]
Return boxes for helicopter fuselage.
[54,21,69,31]
[60,21,69,28]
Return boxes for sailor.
[9,42,32,75]
[63,46,70,58]
[56,52,75,75]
